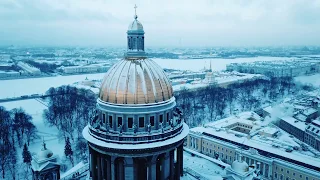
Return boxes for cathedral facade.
[82,6,189,180]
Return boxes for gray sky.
[1,0,320,47]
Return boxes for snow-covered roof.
[184,150,225,180]
[31,160,60,172]
[281,116,307,131]
[60,161,88,179]
[312,119,320,127]
[262,106,273,115]
[294,113,307,122]
[257,126,278,136]
[189,112,320,169]
[303,107,318,116]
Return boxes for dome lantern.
[126,4,146,59]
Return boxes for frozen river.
[0,56,295,99]
[0,73,106,99]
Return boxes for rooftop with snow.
[189,111,320,169]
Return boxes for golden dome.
[99,59,173,104]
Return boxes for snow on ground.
[153,56,294,72]
[0,73,105,98]
[183,151,224,180]
[0,99,65,162]
[295,73,320,87]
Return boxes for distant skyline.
[1,0,320,47]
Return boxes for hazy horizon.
[1,0,320,47]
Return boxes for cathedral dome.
[128,16,144,31]
[99,58,173,105]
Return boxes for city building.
[186,112,320,180]
[58,64,110,74]
[172,71,264,92]
[305,119,320,151]
[226,60,320,77]
[0,63,13,70]
[31,141,60,180]
[0,70,21,78]
[262,94,320,152]
[82,6,189,180]
[17,61,41,75]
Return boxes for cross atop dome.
[42,137,47,150]
[134,4,138,19]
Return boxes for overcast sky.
[1,0,320,47]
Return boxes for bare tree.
[43,85,96,142]
[7,145,17,180]
[0,106,13,179]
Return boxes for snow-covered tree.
[8,146,17,180]
[43,85,96,141]
[22,143,32,165]
[0,106,14,179]
[64,137,74,166]
[12,108,36,147]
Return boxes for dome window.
[150,116,155,126]
[139,117,144,128]
[118,117,123,127]
[159,114,163,123]
[102,113,106,124]
[128,117,133,129]
[109,116,113,128]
